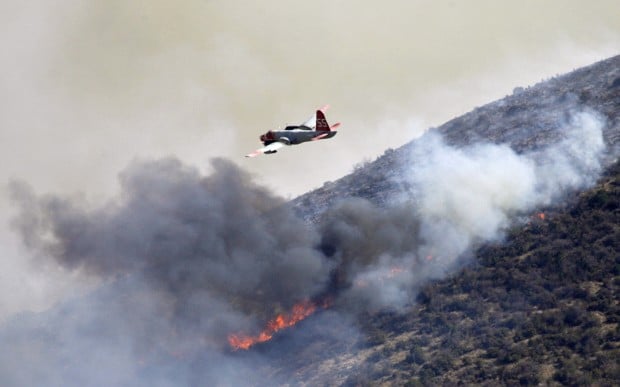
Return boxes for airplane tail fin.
[315,110,331,132]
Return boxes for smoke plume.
[322,110,606,310]
[6,157,334,385]
[11,157,334,316]
[2,110,607,385]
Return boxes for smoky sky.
[2,108,608,385]
[2,1,619,198]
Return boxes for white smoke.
[412,135,537,257]
[533,110,606,203]
[345,110,606,309]
[416,111,605,261]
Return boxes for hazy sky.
[1,0,619,320]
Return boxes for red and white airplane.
[245,105,340,157]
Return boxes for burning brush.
[228,300,322,350]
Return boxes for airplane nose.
[260,131,274,142]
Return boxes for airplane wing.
[301,105,330,128]
[245,141,286,157]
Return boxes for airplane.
[245,105,340,157]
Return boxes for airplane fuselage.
[260,127,337,146]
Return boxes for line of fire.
[227,299,324,351]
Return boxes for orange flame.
[228,300,317,350]
[537,212,546,220]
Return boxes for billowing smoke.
[320,110,606,310]
[5,158,333,385]
[2,110,607,385]
[11,157,333,320]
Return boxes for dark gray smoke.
[11,158,331,314]
[2,110,608,385]
[5,158,334,386]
